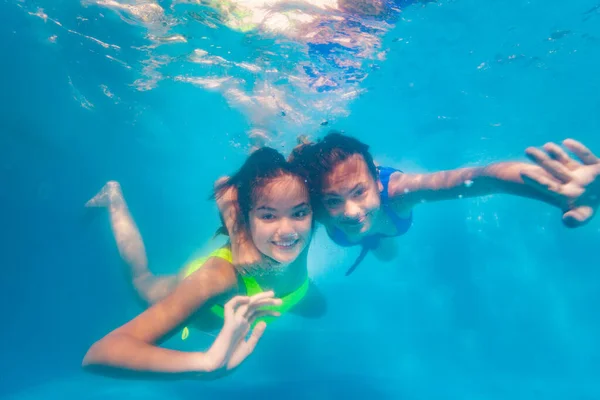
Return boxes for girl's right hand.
[214,177,268,271]
[206,291,282,372]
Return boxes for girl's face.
[249,174,313,264]
[320,154,382,241]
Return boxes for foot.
[85,181,123,208]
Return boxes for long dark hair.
[213,147,310,234]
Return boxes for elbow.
[82,334,121,369]
[214,176,229,190]
[81,340,104,369]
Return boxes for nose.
[277,218,297,237]
[344,201,362,219]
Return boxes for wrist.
[204,330,232,372]
[197,349,222,373]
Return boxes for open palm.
[523,139,600,227]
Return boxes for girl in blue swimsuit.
[229,132,600,275]
[328,166,413,275]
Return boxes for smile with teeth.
[342,216,366,226]
[272,239,299,248]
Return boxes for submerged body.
[82,148,325,379]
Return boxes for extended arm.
[390,139,600,227]
[82,258,236,378]
[214,177,266,270]
[390,162,560,209]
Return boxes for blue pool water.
[1,0,600,398]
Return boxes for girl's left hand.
[522,139,600,227]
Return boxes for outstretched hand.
[522,139,600,227]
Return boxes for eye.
[353,187,366,197]
[259,213,276,221]
[293,209,311,219]
[325,198,342,207]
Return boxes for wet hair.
[290,132,380,276]
[213,147,310,234]
[289,131,377,215]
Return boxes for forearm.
[482,162,562,206]
[399,162,562,208]
[219,198,255,254]
[216,198,238,234]
[82,333,216,379]
[214,180,262,264]
[215,184,246,241]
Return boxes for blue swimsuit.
[328,166,413,276]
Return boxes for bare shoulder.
[182,256,240,306]
[387,170,407,191]
[386,171,418,211]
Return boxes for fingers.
[525,147,573,182]
[563,205,594,228]
[248,310,280,325]
[521,169,564,197]
[248,297,283,311]
[542,142,579,170]
[227,291,282,319]
[214,176,230,188]
[244,321,267,352]
[248,291,278,306]
[230,322,268,365]
[243,292,282,319]
[223,321,268,370]
[224,296,250,319]
[225,291,282,323]
[563,139,600,165]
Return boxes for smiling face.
[320,154,381,240]
[248,174,313,264]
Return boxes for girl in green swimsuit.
[82,147,324,379]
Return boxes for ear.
[377,178,383,192]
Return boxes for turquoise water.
[2,0,600,398]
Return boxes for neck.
[371,207,389,234]
[250,249,308,296]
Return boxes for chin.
[273,252,300,264]
[342,222,371,238]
